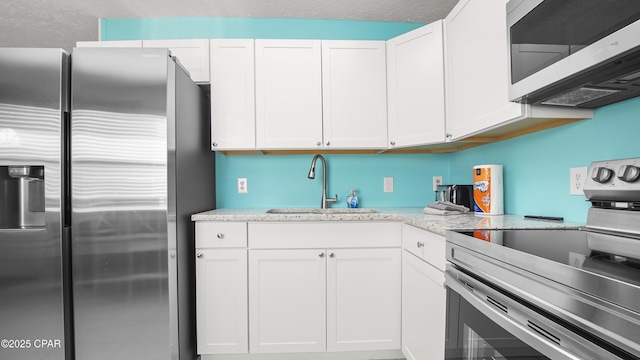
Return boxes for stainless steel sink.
[266,208,379,215]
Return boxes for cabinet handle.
[319,252,325,257]
[417,241,424,248]
[329,252,334,258]
[212,142,218,147]
[390,141,396,146]
[217,233,224,239]
[316,141,321,146]
[196,252,203,258]
[326,141,330,146]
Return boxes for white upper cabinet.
[387,21,446,148]
[76,39,210,82]
[255,39,389,151]
[255,39,323,150]
[143,39,210,83]
[210,39,256,150]
[444,0,593,141]
[322,41,388,149]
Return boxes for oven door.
[444,264,623,360]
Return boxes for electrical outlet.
[384,177,394,193]
[433,176,443,191]
[237,177,248,194]
[570,167,587,195]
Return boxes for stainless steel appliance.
[444,157,640,359]
[507,0,640,107]
[0,47,215,360]
[0,48,71,360]
[435,184,473,210]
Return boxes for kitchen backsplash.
[102,17,640,222]
[215,153,449,209]
[448,96,640,222]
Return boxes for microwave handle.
[444,268,621,360]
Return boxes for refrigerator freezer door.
[71,47,172,360]
[0,48,69,360]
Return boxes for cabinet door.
[210,39,256,150]
[401,251,446,360]
[387,21,446,148]
[255,39,323,149]
[196,249,248,354]
[322,41,388,149]
[143,39,210,82]
[445,0,524,140]
[326,248,401,352]
[249,249,327,353]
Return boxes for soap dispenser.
[346,188,359,208]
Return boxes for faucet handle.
[326,194,338,204]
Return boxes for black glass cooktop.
[454,229,640,287]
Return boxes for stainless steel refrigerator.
[0,47,215,360]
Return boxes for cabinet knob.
[326,141,330,146]
[212,142,218,147]
[217,233,224,239]
[417,241,424,248]
[319,252,325,257]
[329,252,335,258]
[316,141,321,146]
[390,141,396,146]
[196,252,203,258]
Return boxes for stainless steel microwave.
[507,0,640,108]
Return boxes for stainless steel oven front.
[444,228,640,360]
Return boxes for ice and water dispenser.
[0,165,45,229]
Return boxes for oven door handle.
[445,267,620,360]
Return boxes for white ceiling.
[0,0,459,51]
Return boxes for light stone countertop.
[191,207,584,235]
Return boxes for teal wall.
[216,154,449,209]
[448,97,640,222]
[102,17,640,222]
[100,17,423,40]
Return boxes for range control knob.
[591,167,614,183]
[617,165,640,182]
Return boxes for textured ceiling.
[0,0,458,51]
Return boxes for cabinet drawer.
[402,224,445,271]
[248,221,401,249]
[196,222,247,248]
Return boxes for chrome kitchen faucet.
[307,154,338,209]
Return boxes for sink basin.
[266,208,379,215]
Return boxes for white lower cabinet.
[194,220,422,360]
[249,247,401,354]
[327,248,401,352]
[196,248,248,355]
[195,222,249,355]
[248,249,327,353]
[401,224,447,360]
[402,251,446,360]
